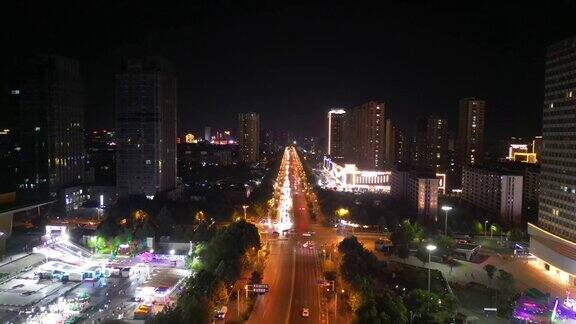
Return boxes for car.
[21,266,33,273]
[301,307,310,317]
[302,233,312,237]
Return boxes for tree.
[508,228,524,242]
[324,271,337,282]
[135,222,156,239]
[391,220,417,248]
[253,203,267,219]
[249,271,263,285]
[348,289,364,313]
[338,236,363,254]
[472,219,484,235]
[396,245,410,260]
[112,235,122,251]
[483,264,497,281]
[405,289,456,323]
[435,235,455,257]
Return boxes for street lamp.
[441,206,452,235]
[426,244,437,293]
[242,205,249,219]
[484,220,488,236]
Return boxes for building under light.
[327,109,346,159]
[461,164,523,225]
[507,143,538,164]
[390,167,439,221]
[238,113,260,163]
[115,57,177,197]
[457,98,485,165]
[322,156,390,192]
[185,133,195,143]
[529,36,576,285]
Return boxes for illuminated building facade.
[238,112,260,163]
[385,119,393,169]
[532,136,543,160]
[327,109,346,159]
[457,98,485,165]
[507,143,538,164]
[391,167,439,221]
[185,133,195,143]
[392,126,409,165]
[85,129,116,185]
[414,116,449,172]
[322,156,390,192]
[529,36,576,285]
[115,57,177,197]
[462,165,523,225]
[345,101,386,169]
[11,55,86,199]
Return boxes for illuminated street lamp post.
[441,206,452,235]
[242,205,249,219]
[426,244,437,293]
[485,220,488,236]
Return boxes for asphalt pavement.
[248,148,325,324]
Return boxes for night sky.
[2,1,576,141]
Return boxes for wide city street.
[249,147,339,324]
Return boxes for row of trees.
[338,236,458,323]
[152,220,261,323]
[96,194,229,240]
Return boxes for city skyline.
[3,3,576,323]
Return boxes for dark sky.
[2,1,576,141]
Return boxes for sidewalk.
[0,252,31,268]
[385,252,576,307]
[0,252,45,276]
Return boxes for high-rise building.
[392,126,409,166]
[327,109,346,159]
[11,55,86,199]
[385,119,394,169]
[457,98,485,165]
[346,101,386,169]
[532,136,543,161]
[115,57,177,197]
[86,129,116,186]
[414,116,449,172]
[529,36,576,285]
[238,112,260,163]
[204,127,211,142]
[391,167,439,221]
[260,129,276,157]
[462,165,523,225]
